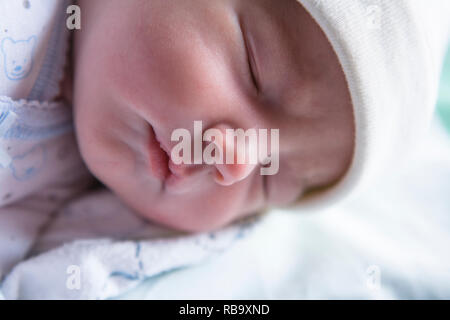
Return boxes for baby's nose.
[14,66,22,72]
[207,124,259,187]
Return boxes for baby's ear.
[1,37,14,54]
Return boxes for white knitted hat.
[293,0,450,209]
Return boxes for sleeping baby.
[1,0,449,237]
[72,0,355,231]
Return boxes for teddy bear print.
[9,144,46,181]
[1,36,37,81]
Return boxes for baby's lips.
[165,162,209,194]
[148,150,169,180]
[148,125,171,181]
[168,159,190,177]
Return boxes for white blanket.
[0,187,259,299]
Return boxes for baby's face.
[74,0,354,231]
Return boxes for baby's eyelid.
[239,20,260,93]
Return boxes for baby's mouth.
[147,125,170,181]
[10,70,26,78]
[147,125,209,193]
[147,125,190,188]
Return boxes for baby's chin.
[133,204,246,233]
[103,184,247,233]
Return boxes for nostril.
[215,170,224,182]
[213,164,240,187]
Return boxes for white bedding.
[118,118,450,300]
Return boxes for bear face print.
[9,144,46,181]
[1,36,37,81]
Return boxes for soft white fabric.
[295,0,450,210]
[0,0,70,101]
[0,193,258,299]
[0,0,92,282]
[0,0,86,208]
